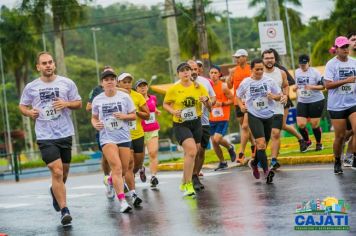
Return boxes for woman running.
[294,54,325,151]
[163,62,211,197]
[236,59,282,184]
[135,79,161,188]
[91,70,136,213]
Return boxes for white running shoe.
[103,175,115,199]
[343,154,353,167]
[120,200,132,213]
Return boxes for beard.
[191,72,198,80]
[264,63,274,69]
[43,69,54,77]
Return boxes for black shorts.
[248,113,273,143]
[201,125,210,149]
[102,141,132,149]
[328,106,356,120]
[235,105,245,118]
[271,114,283,130]
[284,96,294,109]
[297,100,325,118]
[173,118,202,145]
[130,136,145,153]
[37,136,72,165]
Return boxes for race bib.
[42,105,61,120]
[128,120,137,130]
[212,107,224,118]
[253,97,268,111]
[144,112,156,124]
[338,84,354,95]
[104,117,123,132]
[181,107,198,121]
[298,89,311,97]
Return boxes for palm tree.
[21,0,89,75]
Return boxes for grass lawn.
[159,132,335,165]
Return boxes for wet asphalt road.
[1,164,356,236]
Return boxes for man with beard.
[19,52,82,226]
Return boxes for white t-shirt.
[295,67,324,103]
[19,76,81,140]
[92,91,135,146]
[264,67,284,115]
[196,76,216,126]
[237,76,281,119]
[324,57,356,111]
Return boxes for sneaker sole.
[266,171,275,184]
[61,214,72,226]
[120,206,132,213]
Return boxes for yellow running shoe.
[179,183,186,192]
[184,182,196,197]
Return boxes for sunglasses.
[340,44,350,49]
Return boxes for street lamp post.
[307,41,312,66]
[225,0,234,60]
[91,27,101,84]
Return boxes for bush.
[20,154,90,169]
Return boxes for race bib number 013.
[181,107,198,121]
[104,117,123,132]
[144,112,156,124]
[338,84,354,95]
[128,120,137,130]
[43,105,61,120]
[252,97,268,111]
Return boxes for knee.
[213,135,221,144]
[148,151,156,158]
[186,147,197,159]
[241,123,249,130]
[271,132,280,140]
[298,123,306,129]
[51,167,63,180]
[256,141,266,150]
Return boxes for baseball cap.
[117,72,134,81]
[298,54,310,64]
[176,62,191,72]
[233,49,248,57]
[334,36,350,48]
[134,79,148,90]
[100,70,117,80]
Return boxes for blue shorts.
[210,121,228,136]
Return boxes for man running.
[19,52,82,226]
[324,36,356,174]
[209,65,234,171]
[227,49,255,164]
[294,55,325,151]
[262,49,305,170]
[187,60,217,190]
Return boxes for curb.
[157,154,335,171]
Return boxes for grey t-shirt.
[92,91,135,146]
[237,76,281,119]
[324,57,356,111]
[20,76,81,140]
[295,67,324,103]
[196,76,216,126]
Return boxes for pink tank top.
[141,95,160,132]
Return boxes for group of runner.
[18,32,356,226]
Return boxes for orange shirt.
[210,81,230,122]
[231,64,251,105]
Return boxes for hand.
[28,109,40,120]
[240,104,247,113]
[304,85,313,90]
[113,112,126,120]
[292,86,298,92]
[172,110,181,118]
[346,76,356,83]
[280,94,288,104]
[155,109,161,116]
[52,98,68,111]
[94,121,104,131]
[214,101,222,107]
[199,96,209,103]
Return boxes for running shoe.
[334,159,343,175]
[248,159,260,179]
[61,207,72,226]
[184,182,196,197]
[270,159,281,170]
[139,166,147,183]
[50,186,60,212]
[299,139,308,153]
[343,155,353,167]
[305,140,313,150]
[132,193,142,207]
[150,176,159,188]
[237,152,245,164]
[352,156,356,170]
[214,162,228,171]
[120,200,132,213]
[315,143,324,151]
[228,145,237,162]
[192,175,204,191]
[264,170,275,184]
[103,176,115,199]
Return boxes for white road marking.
[0,203,31,209]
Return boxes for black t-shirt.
[88,85,104,103]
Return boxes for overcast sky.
[2,0,334,23]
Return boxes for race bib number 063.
[181,107,198,121]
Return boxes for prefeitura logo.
[294,197,350,231]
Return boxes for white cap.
[233,49,248,57]
[117,72,134,81]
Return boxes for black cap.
[176,62,191,72]
[134,79,148,90]
[100,70,117,80]
[298,54,310,64]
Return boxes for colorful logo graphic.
[294,197,350,231]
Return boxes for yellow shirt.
[129,90,146,140]
[164,82,209,123]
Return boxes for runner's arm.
[86,102,92,112]
[163,101,181,118]
[226,68,235,89]
[137,104,150,120]
[236,96,246,112]
[91,114,104,131]
[222,83,233,106]
[324,76,356,89]
[281,70,289,96]
[19,104,39,120]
